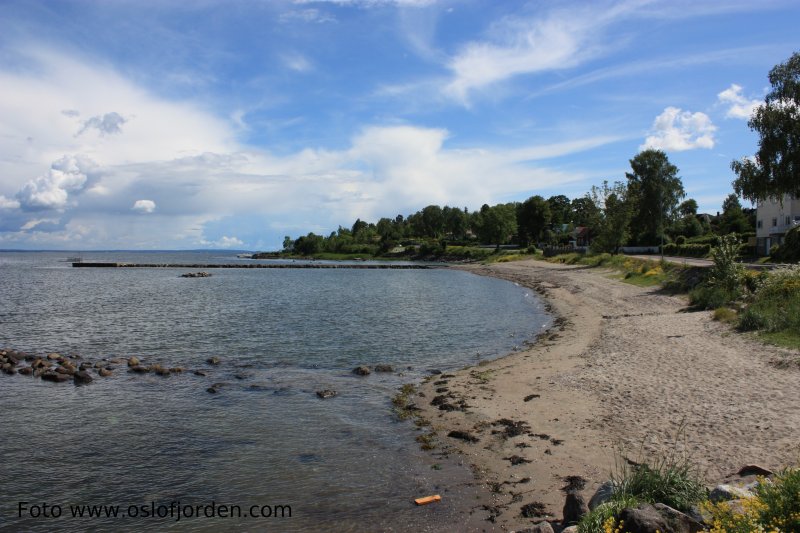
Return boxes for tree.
[475,203,517,248]
[719,193,752,235]
[442,205,468,240]
[626,149,685,245]
[571,197,602,232]
[732,51,800,202]
[547,195,572,226]
[516,195,551,246]
[678,199,698,217]
[589,181,632,254]
[421,205,444,238]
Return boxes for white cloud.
[442,2,640,104]
[15,155,98,210]
[132,199,156,213]
[717,84,761,119]
[279,8,336,24]
[641,107,716,151]
[0,195,21,209]
[201,235,244,248]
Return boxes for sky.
[0,0,797,250]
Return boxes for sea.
[0,251,551,532]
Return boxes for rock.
[618,504,670,533]
[130,365,150,373]
[5,353,20,365]
[530,522,555,533]
[128,356,140,367]
[73,371,93,384]
[181,271,211,278]
[352,365,371,376]
[709,483,753,502]
[98,368,113,377]
[3,366,17,375]
[207,386,219,394]
[41,371,71,383]
[17,366,33,376]
[55,366,74,375]
[47,353,61,360]
[31,358,46,369]
[562,492,588,525]
[316,389,337,399]
[78,362,91,371]
[428,369,442,375]
[169,367,184,373]
[94,361,106,369]
[447,430,478,443]
[153,365,171,376]
[1,363,10,372]
[653,503,705,533]
[588,480,616,510]
[737,464,773,477]
[560,527,578,533]
[109,357,126,364]
[206,357,221,365]
[374,364,394,372]
[194,370,208,377]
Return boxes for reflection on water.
[0,251,550,531]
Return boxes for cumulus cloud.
[717,84,761,119]
[200,235,244,248]
[77,112,127,136]
[15,155,98,210]
[132,199,156,213]
[641,107,716,151]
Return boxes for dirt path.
[417,259,799,531]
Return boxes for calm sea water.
[0,251,550,532]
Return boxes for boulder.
[653,503,705,533]
[737,464,773,477]
[206,356,221,365]
[73,371,93,384]
[128,356,140,367]
[130,365,150,373]
[3,366,17,375]
[316,389,337,399]
[709,484,753,502]
[41,371,70,383]
[94,361,106,369]
[374,364,394,373]
[618,504,670,533]
[530,522,555,533]
[152,365,170,376]
[588,480,616,510]
[560,528,578,533]
[47,353,62,361]
[562,492,588,525]
[194,370,208,377]
[98,368,113,377]
[169,367,184,373]
[17,366,33,376]
[352,365,371,376]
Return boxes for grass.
[712,307,738,324]
[758,330,800,351]
[546,252,682,289]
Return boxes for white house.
[756,194,800,255]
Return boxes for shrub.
[713,307,738,324]
[577,495,641,533]
[675,235,687,245]
[738,265,800,333]
[703,468,800,533]
[690,285,738,310]
[612,458,705,513]
[707,234,745,292]
[774,225,800,262]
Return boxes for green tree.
[718,193,752,235]
[294,232,324,255]
[442,205,468,240]
[282,235,294,252]
[590,181,632,254]
[421,205,444,238]
[547,195,572,226]
[571,197,601,229]
[475,203,517,248]
[626,149,685,245]
[516,195,551,246]
[732,51,800,202]
[678,199,698,217]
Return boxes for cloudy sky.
[0,0,797,250]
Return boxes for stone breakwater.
[72,262,439,269]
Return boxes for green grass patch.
[712,307,738,324]
[758,330,800,351]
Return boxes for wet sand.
[417,259,800,531]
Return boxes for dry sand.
[416,258,799,531]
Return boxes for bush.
[675,235,687,245]
[661,243,711,257]
[773,225,800,262]
[738,265,800,333]
[686,234,720,246]
[708,234,745,292]
[703,468,800,532]
[612,459,706,513]
[690,285,738,310]
[713,307,738,324]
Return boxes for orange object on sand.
[414,494,441,505]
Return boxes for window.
[772,218,778,227]
[757,220,763,229]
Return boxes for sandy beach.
[417,259,800,531]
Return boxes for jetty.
[71,262,439,269]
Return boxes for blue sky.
[0,0,797,250]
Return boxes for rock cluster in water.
[180,271,211,278]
